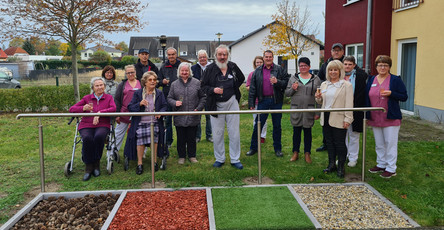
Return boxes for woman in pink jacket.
[69,77,116,181]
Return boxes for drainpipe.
[365,0,373,74]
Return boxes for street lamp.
[159,35,167,63]
[215,32,223,45]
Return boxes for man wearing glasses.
[316,43,345,152]
[134,48,159,81]
[201,45,245,170]
[246,50,289,158]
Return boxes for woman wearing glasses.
[123,71,168,175]
[114,65,142,154]
[366,55,408,178]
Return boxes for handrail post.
[362,112,367,182]
[257,114,262,184]
[38,118,46,192]
[151,122,155,188]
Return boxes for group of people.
[69,42,407,181]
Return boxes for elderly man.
[201,45,245,169]
[134,48,159,80]
[158,47,181,148]
[246,50,289,157]
[316,43,345,152]
[191,49,213,143]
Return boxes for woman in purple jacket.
[69,77,116,181]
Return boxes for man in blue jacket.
[246,50,289,157]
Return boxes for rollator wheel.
[124,157,129,171]
[107,160,114,175]
[64,161,72,177]
[114,149,120,163]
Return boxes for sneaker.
[207,137,213,143]
[189,157,198,163]
[231,162,243,170]
[369,166,385,173]
[348,161,357,167]
[260,137,265,143]
[213,161,224,168]
[380,170,397,178]
[178,158,185,165]
[196,138,201,143]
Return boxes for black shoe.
[92,169,100,177]
[160,157,167,170]
[246,150,257,156]
[323,165,337,174]
[83,172,92,181]
[275,151,283,157]
[136,164,143,175]
[154,162,159,172]
[316,145,327,152]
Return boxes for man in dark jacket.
[316,43,345,152]
[134,48,159,80]
[201,44,245,170]
[158,47,181,147]
[246,50,289,157]
[191,49,213,143]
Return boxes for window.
[343,0,361,6]
[158,49,164,57]
[180,51,187,56]
[84,53,87,57]
[311,52,314,55]
[393,0,421,11]
[345,43,364,68]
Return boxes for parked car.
[0,70,21,89]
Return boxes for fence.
[16,107,384,192]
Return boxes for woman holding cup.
[167,62,206,164]
[69,77,116,181]
[285,57,321,163]
[366,55,408,178]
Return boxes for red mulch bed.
[109,190,209,230]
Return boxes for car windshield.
[0,71,9,79]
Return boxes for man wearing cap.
[134,48,159,81]
[316,43,345,152]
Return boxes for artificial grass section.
[212,186,314,229]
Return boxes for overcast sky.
[105,0,325,45]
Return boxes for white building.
[230,22,323,76]
[80,46,123,61]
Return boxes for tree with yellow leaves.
[263,0,319,73]
[0,0,148,101]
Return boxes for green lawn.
[212,186,314,229]
[1,109,443,227]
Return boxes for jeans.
[250,98,282,151]
[292,126,312,153]
[322,112,347,163]
[176,126,197,158]
[79,127,109,164]
[196,114,212,139]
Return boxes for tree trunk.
[71,43,80,102]
[294,59,299,74]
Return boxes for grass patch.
[212,186,314,229]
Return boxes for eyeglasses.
[126,71,136,74]
[332,49,342,53]
[299,65,309,68]
[147,78,156,82]
[377,64,390,68]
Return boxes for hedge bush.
[34,59,138,70]
[0,84,90,112]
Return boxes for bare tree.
[263,0,319,73]
[0,0,148,101]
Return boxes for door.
[399,42,416,111]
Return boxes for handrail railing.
[16,107,384,192]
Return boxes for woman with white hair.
[315,60,353,178]
[69,77,116,181]
[167,62,206,164]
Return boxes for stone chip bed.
[293,184,417,229]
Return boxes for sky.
[0,0,326,48]
[104,0,325,45]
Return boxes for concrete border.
[206,188,216,230]
[287,185,322,229]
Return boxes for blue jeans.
[250,98,282,151]
[196,114,212,139]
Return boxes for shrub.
[0,84,90,112]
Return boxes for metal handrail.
[16,107,384,192]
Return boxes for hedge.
[34,59,137,70]
[0,84,90,112]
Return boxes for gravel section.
[293,185,415,229]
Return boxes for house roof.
[229,21,324,49]
[81,45,123,53]
[4,47,29,55]
[129,36,180,56]
[0,49,8,59]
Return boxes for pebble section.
[293,185,415,229]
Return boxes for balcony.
[393,0,423,11]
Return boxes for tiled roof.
[0,49,8,59]
[4,47,29,55]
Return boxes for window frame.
[345,43,364,68]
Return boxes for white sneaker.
[348,161,357,167]
[178,158,185,164]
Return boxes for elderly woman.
[123,71,168,175]
[69,77,116,181]
[366,55,408,178]
[245,56,267,143]
[285,57,321,164]
[315,60,353,178]
[102,65,118,98]
[114,65,142,153]
[167,62,206,164]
